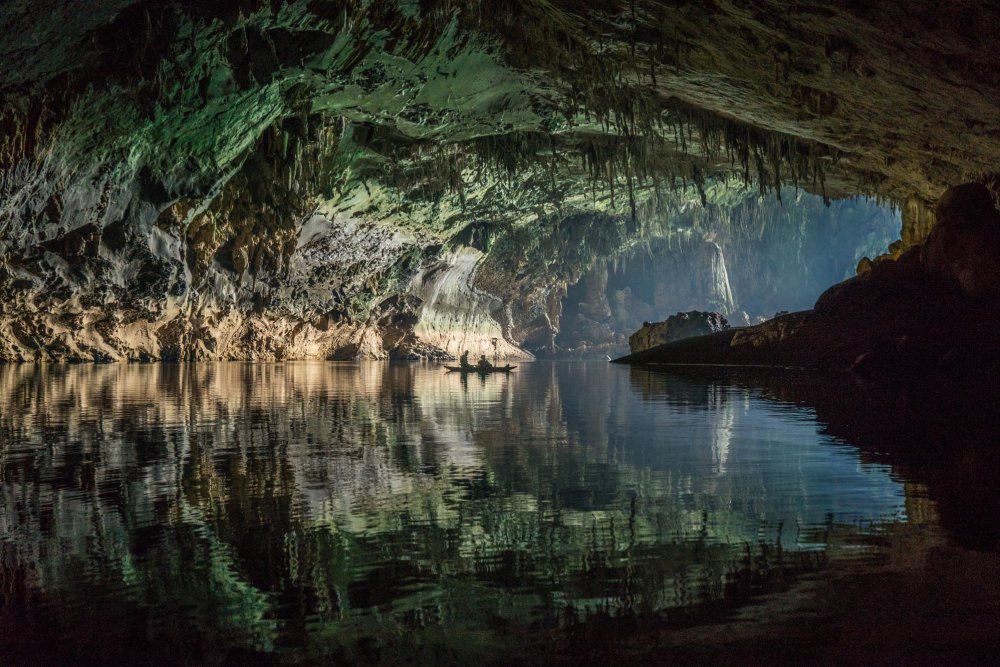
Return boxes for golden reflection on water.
[0,362,933,664]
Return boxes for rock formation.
[629,311,730,355]
[921,183,1000,300]
[1,2,999,361]
[410,247,530,360]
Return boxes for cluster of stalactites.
[0,0,888,230]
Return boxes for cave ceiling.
[5,1,999,222]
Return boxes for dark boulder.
[921,182,1000,299]
[628,311,730,354]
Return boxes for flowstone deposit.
[1,1,998,361]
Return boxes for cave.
[1,2,999,664]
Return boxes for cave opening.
[553,191,901,358]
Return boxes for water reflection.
[0,362,954,664]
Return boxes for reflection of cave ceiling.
[1,1,998,361]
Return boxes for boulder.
[628,311,730,354]
[921,183,1000,299]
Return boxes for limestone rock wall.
[555,191,900,357]
[0,115,433,361]
[410,248,533,361]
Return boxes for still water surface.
[0,362,985,664]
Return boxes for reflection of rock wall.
[0,360,923,663]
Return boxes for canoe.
[444,365,516,374]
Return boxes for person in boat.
[477,354,494,372]
[460,350,473,370]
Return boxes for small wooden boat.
[444,365,517,374]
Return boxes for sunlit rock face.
[0,1,997,360]
[410,247,532,360]
[555,239,736,356]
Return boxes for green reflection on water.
[0,362,909,664]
